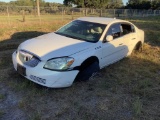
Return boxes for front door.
[101,23,126,67]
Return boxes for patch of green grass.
[31,112,41,120]
[133,97,143,116]
[0,56,12,69]
[0,94,5,100]
[0,110,5,118]
[18,100,26,109]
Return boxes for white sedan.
[12,17,144,88]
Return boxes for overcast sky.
[0,0,128,5]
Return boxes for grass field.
[0,15,160,120]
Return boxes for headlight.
[44,57,74,70]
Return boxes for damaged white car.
[12,17,144,88]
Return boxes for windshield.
[55,20,106,43]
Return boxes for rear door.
[120,23,137,53]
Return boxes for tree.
[108,0,123,8]
[63,0,123,8]
[151,0,160,9]
[126,0,154,9]
[63,0,75,7]
[7,0,46,6]
[0,2,7,5]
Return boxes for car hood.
[18,32,94,60]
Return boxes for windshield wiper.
[55,32,72,38]
[54,32,65,36]
[66,35,84,40]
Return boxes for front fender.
[70,42,102,69]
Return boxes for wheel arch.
[134,41,143,51]
[74,56,100,82]
[79,56,99,71]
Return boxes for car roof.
[77,17,126,25]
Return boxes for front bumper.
[12,51,79,88]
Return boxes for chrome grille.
[18,50,40,67]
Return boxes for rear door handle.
[119,43,123,45]
[132,38,136,40]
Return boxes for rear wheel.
[134,42,143,52]
[75,61,100,81]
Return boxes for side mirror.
[103,35,113,43]
[106,35,113,42]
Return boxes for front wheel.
[75,61,100,81]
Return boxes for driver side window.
[106,23,121,40]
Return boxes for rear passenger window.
[121,24,134,35]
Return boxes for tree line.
[63,0,123,9]
[0,0,159,9]
[63,0,160,9]
[0,0,63,7]
[126,0,160,10]
[0,0,123,8]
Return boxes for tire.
[75,61,100,81]
[134,42,143,52]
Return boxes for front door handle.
[132,38,136,40]
[119,43,123,45]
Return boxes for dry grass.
[0,16,160,120]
